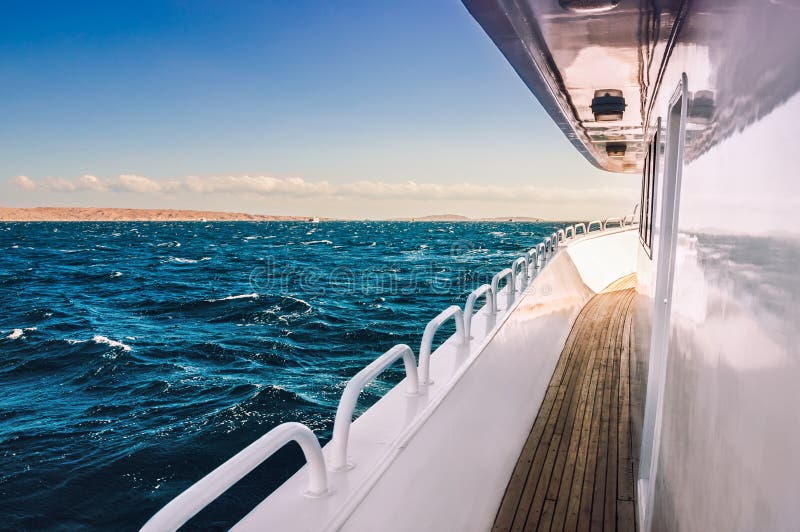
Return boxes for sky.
[0,0,637,220]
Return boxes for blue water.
[0,221,564,529]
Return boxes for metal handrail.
[574,222,587,235]
[511,256,529,291]
[330,344,419,470]
[491,267,514,311]
[141,422,328,532]
[537,242,546,260]
[418,306,466,386]
[544,236,552,253]
[463,284,495,340]
[587,220,603,233]
[552,232,559,248]
[565,225,575,239]
[557,229,565,242]
[527,247,539,275]
[603,217,623,230]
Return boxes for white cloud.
[113,174,165,193]
[8,173,636,206]
[11,175,36,191]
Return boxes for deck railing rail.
[418,305,466,385]
[464,284,495,340]
[141,422,328,532]
[143,216,632,529]
[511,257,529,292]
[330,344,419,470]
[587,220,603,233]
[491,268,515,310]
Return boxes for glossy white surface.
[629,1,800,530]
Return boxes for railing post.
[527,248,539,277]
[417,306,466,386]
[511,256,529,292]
[463,284,495,340]
[330,344,419,470]
[141,422,328,532]
[587,220,602,233]
[491,268,514,312]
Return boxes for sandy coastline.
[0,207,554,222]
[0,207,314,222]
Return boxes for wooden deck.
[493,274,638,532]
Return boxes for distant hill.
[0,207,316,222]
[0,207,551,223]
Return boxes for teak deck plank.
[493,274,638,532]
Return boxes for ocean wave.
[92,335,132,352]
[5,327,36,340]
[301,240,333,245]
[205,293,259,303]
[168,257,198,264]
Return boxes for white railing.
[511,257,529,291]
[141,422,328,532]
[330,344,419,470]
[418,306,466,386]
[143,215,633,529]
[527,248,539,277]
[587,220,603,233]
[491,268,515,311]
[464,284,495,340]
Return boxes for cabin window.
[638,121,660,257]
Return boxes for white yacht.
[143,1,799,530]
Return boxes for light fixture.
[591,89,626,121]
[559,0,620,14]
[606,143,626,158]
[689,90,715,125]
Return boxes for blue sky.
[0,0,636,219]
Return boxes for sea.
[0,220,565,530]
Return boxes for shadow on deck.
[493,274,638,531]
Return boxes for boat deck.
[493,274,638,531]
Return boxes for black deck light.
[689,90,715,125]
[606,143,626,158]
[591,89,626,121]
[559,0,619,13]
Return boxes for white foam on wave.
[206,293,260,303]
[283,295,312,310]
[301,240,333,246]
[111,271,123,278]
[5,327,36,340]
[169,257,197,264]
[92,335,132,352]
